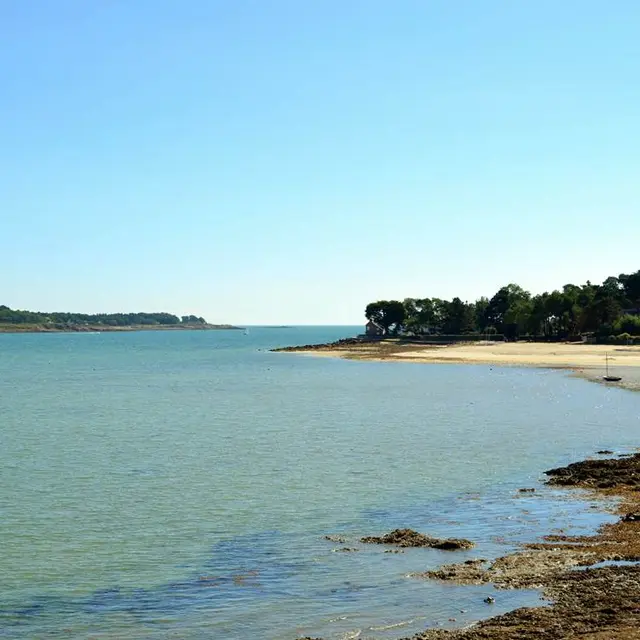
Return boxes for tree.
[364,268,640,340]
[588,279,624,331]
[619,270,640,307]
[474,297,489,332]
[0,307,192,327]
[365,300,406,335]
[442,298,475,334]
[614,314,640,335]
[485,284,531,336]
[504,298,534,338]
[403,298,436,334]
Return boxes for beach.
[275,340,640,392]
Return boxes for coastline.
[402,450,640,639]
[273,339,640,392]
[0,323,244,333]
[301,452,640,640]
[286,339,640,639]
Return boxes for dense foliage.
[365,270,640,340]
[0,306,207,327]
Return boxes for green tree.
[365,300,406,335]
[590,279,624,330]
[403,298,436,334]
[364,268,640,341]
[442,298,475,334]
[613,314,640,335]
[619,270,640,307]
[504,298,534,338]
[474,297,489,332]
[485,284,531,337]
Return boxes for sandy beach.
[276,340,640,392]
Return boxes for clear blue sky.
[1,1,639,325]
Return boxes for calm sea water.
[1,327,639,639]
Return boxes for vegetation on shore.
[0,306,240,331]
[366,269,640,342]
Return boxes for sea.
[1,326,639,639]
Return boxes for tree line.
[365,269,640,341]
[0,306,207,327]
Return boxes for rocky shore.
[301,452,640,640]
[361,528,475,551]
[272,337,368,352]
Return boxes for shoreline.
[286,339,640,639]
[404,451,640,639]
[0,323,244,334]
[273,339,640,392]
[302,451,640,640]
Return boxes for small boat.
[603,352,622,382]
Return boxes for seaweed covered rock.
[545,453,640,489]
[361,528,474,550]
[621,512,640,522]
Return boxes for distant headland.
[0,306,243,333]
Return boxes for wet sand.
[275,340,640,392]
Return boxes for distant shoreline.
[273,338,640,392]
[0,323,244,334]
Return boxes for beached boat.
[603,352,622,382]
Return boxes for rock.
[419,547,601,590]
[545,453,640,488]
[597,450,614,454]
[484,596,496,604]
[420,558,487,584]
[518,488,536,492]
[407,566,640,639]
[332,547,359,552]
[433,538,476,551]
[272,337,367,352]
[361,528,474,550]
[324,535,347,543]
[621,512,640,522]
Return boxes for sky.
[1,1,639,325]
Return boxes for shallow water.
[1,327,638,638]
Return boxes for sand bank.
[276,340,640,392]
